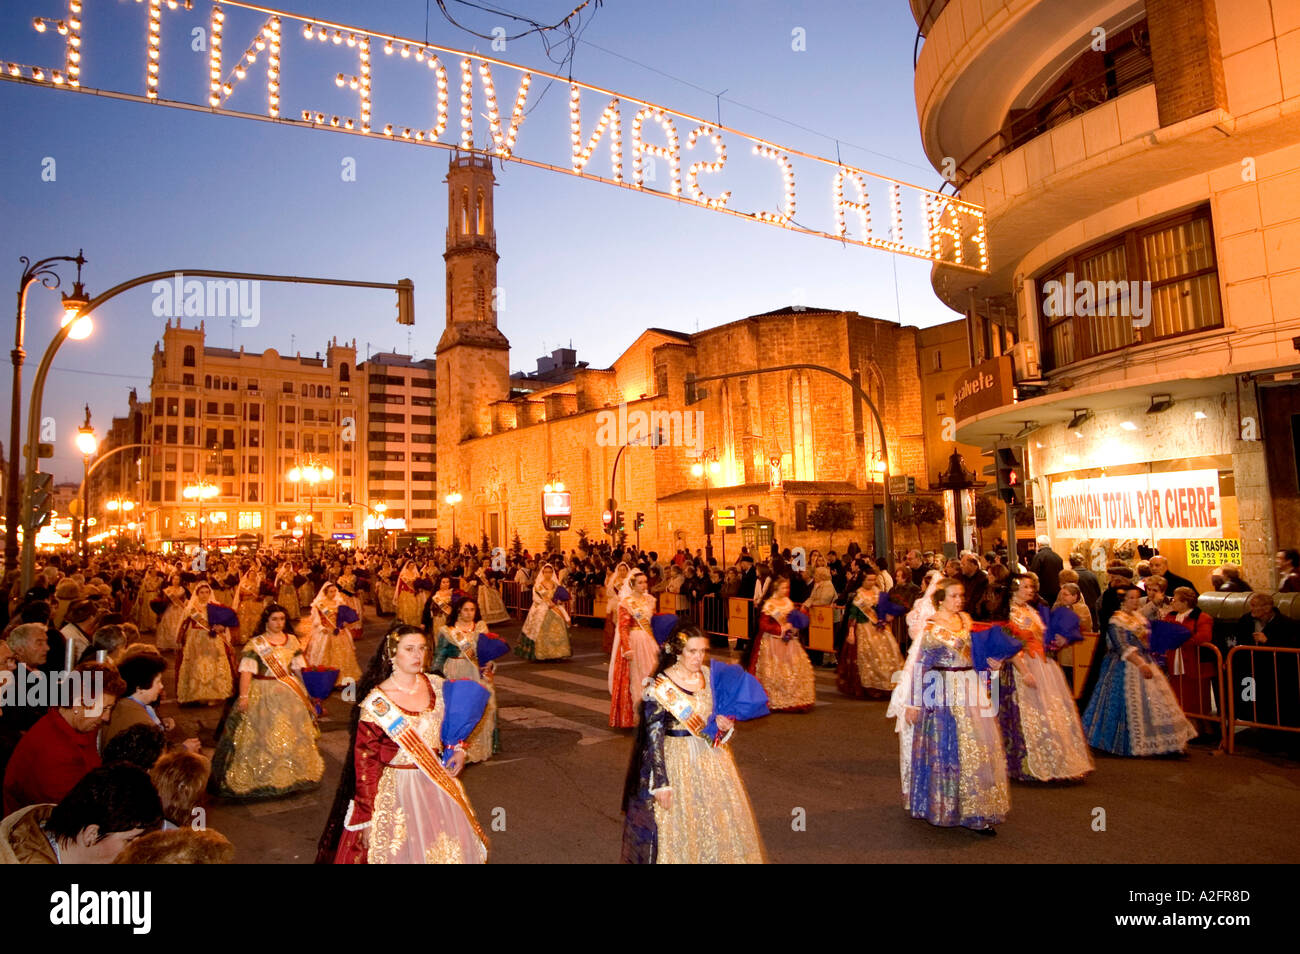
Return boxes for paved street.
[164,609,1300,864]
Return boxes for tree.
[510,530,523,560]
[891,497,944,548]
[807,499,854,550]
[480,530,491,555]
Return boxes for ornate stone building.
[436,153,952,558]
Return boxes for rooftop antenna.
[290,333,296,353]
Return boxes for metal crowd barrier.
[1224,645,1300,754]
[1165,642,1226,744]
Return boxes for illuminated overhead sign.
[0,0,988,272]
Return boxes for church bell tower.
[436,152,511,545]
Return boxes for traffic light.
[396,278,415,325]
[28,472,54,531]
[635,511,645,530]
[602,509,613,533]
[996,446,1025,508]
[615,510,625,532]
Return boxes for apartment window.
[303,435,315,453]
[411,415,434,426]
[204,375,212,389]
[370,393,405,405]
[369,470,404,481]
[182,399,194,417]
[411,395,434,407]
[248,456,260,474]
[411,433,435,444]
[304,408,315,422]
[370,450,406,461]
[368,431,404,443]
[248,405,260,422]
[150,479,162,501]
[412,472,435,482]
[247,484,259,502]
[1037,205,1221,371]
[282,381,293,394]
[223,402,234,416]
[371,412,405,424]
[223,429,235,449]
[167,397,179,416]
[154,397,164,415]
[248,379,258,391]
[182,373,194,386]
[412,452,435,463]
[248,430,260,447]
[411,509,435,519]
[205,427,217,447]
[283,407,296,424]
[183,345,196,366]
[152,424,163,443]
[165,425,178,444]
[163,480,176,501]
[183,425,196,445]
[284,434,295,449]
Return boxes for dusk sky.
[0,0,962,482]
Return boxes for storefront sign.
[1050,469,1222,538]
[953,355,1013,421]
[1186,538,1241,566]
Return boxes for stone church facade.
[436,153,948,558]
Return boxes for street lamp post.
[75,407,97,561]
[287,460,333,560]
[371,501,388,553]
[444,491,462,548]
[6,250,87,576]
[690,448,722,563]
[182,479,218,550]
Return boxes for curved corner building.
[910,0,1300,587]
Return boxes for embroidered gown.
[275,568,301,620]
[210,634,324,798]
[434,621,499,762]
[610,593,659,728]
[134,571,161,632]
[155,584,188,651]
[394,567,422,627]
[176,607,236,704]
[621,669,765,864]
[752,596,816,712]
[908,612,1010,829]
[333,674,488,865]
[376,568,397,616]
[516,579,572,660]
[307,599,362,683]
[997,602,1094,781]
[1082,610,1197,756]
[477,572,511,625]
[844,587,903,693]
[235,574,267,639]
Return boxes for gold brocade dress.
[434,623,498,764]
[176,612,234,704]
[753,598,816,712]
[211,635,325,798]
[645,671,765,864]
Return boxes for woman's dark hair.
[449,595,481,625]
[931,577,964,609]
[653,620,707,677]
[118,653,167,696]
[46,764,163,845]
[316,621,423,862]
[253,603,289,637]
[102,722,167,772]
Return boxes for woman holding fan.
[317,623,490,864]
[433,597,509,763]
[210,603,324,798]
[610,569,659,728]
[750,577,815,712]
[307,583,362,685]
[175,581,238,705]
[621,621,768,863]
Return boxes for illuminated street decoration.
[0,0,988,272]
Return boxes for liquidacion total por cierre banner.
[1,0,989,271]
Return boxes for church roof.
[747,305,847,318]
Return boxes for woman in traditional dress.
[375,562,397,616]
[516,564,572,660]
[433,598,503,763]
[233,563,267,642]
[134,567,162,633]
[750,577,815,713]
[610,570,659,728]
[317,624,490,864]
[394,560,421,627]
[296,561,317,611]
[274,562,301,620]
[621,622,766,864]
[1083,585,1197,756]
[154,573,188,651]
[475,564,510,625]
[841,569,904,699]
[604,563,631,655]
[904,578,1010,834]
[175,581,236,705]
[997,574,1094,781]
[886,572,941,802]
[336,566,365,640]
[307,583,362,684]
[210,603,324,798]
[424,576,456,637]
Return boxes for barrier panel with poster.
[727,597,752,644]
[808,605,836,652]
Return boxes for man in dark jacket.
[1232,594,1299,729]
[1149,555,1196,595]
[1029,535,1064,605]
[1070,554,1102,629]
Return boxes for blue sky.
[0,0,961,481]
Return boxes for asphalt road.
[163,609,1300,864]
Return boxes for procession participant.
[295,561,317,611]
[375,562,398,616]
[210,603,324,799]
[423,576,456,637]
[515,564,572,660]
[749,577,815,712]
[841,569,906,698]
[475,563,510,625]
[134,566,162,633]
[997,575,1094,781]
[432,597,508,763]
[175,582,237,706]
[317,624,490,864]
[306,583,362,685]
[274,562,301,620]
[886,572,941,801]
[610,570,659,728]
[336,565,365,639]
[233,563,267,643]
[1083,585,1197,756]
[605,563,631,654]
[394,560,422,627]
[903,579,1015,834]
[621,622,767,864]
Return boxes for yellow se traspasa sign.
[1186,538,1241,566]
